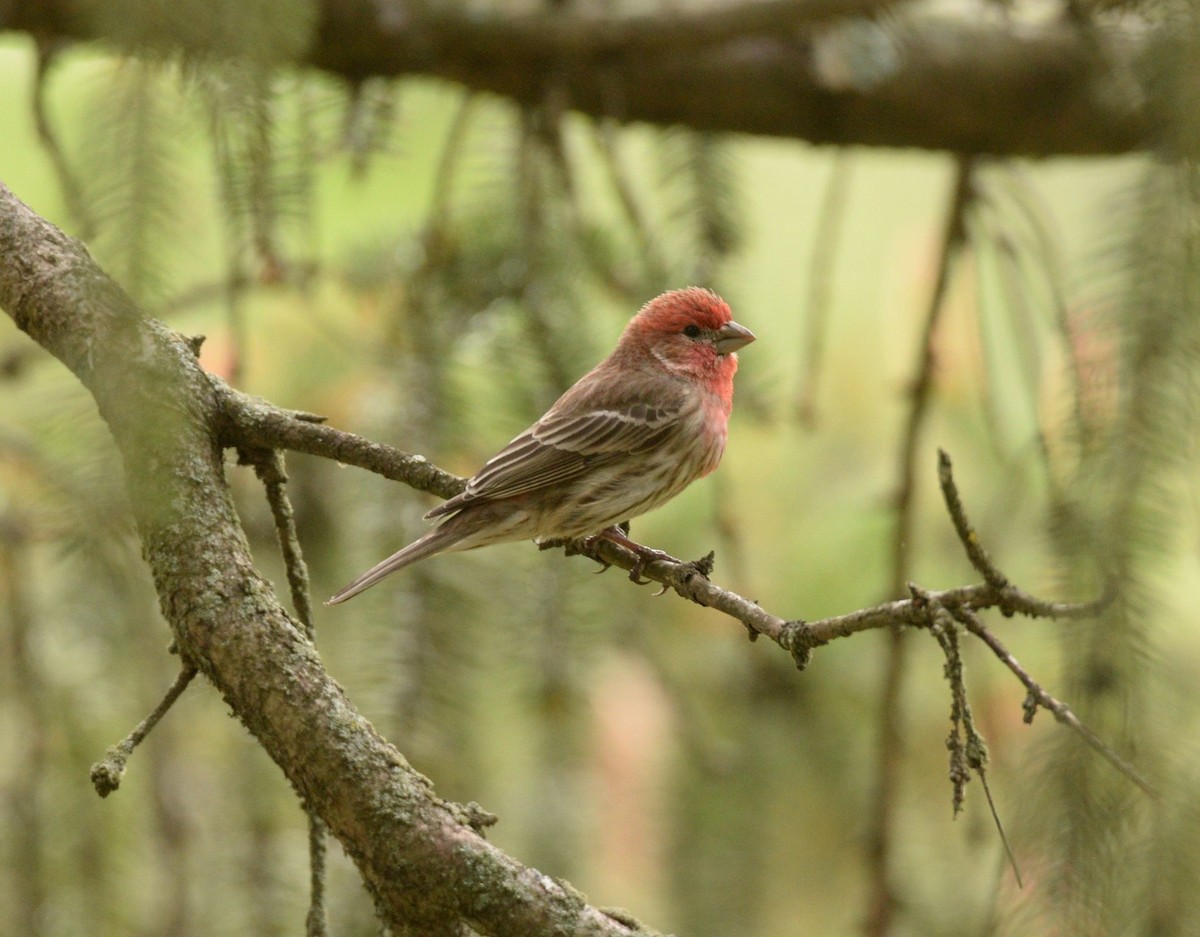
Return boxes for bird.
[327,287,755,604]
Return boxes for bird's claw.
[626,546,679,585]
[627,557,652,585]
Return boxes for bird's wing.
[426,400,683,518]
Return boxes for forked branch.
[223,391,1150,799]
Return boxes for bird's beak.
[714,321,756,355]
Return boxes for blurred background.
[2,3,1199,936]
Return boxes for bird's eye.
[682,324,702,338]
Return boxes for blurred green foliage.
[1,8,1200,937]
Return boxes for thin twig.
[246,447,327,937]
[797,150,852,427]
[954,606,1156,799]
[306,814,329,937]
[90,667,198,797]
[218,385,466,500]
[914,585,1023,886]
[922,593,974,814]
[977,768,1022,889]
[937,448,1008,589]
[250,448,316,637]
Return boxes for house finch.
[327,287,754,604]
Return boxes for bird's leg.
[586,525,681,584]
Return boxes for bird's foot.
[627,547,679,585]
[585,525,680,584]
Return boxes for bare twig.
[933,451,1146,828]
[922,593,975,814]
[90,666,198,797]
[912,585,1022,886]
[248,448,317,637]
[938,448,1114,617]
[244,447,327,937]
[937,448,1008,589]
[955,606,1156,799]
[218,386,466,500]
[305,816,328,937]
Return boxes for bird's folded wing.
[426,404,681,517]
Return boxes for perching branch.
[220,370,1156,808]
[209,309,1154,804]
[222,384,1156,801]
[214,384,1107,651]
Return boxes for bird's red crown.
[632,287,732,335]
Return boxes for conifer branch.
[0,0,1159,155]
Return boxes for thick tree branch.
[0,181,659,937]
[0,0,1162,155]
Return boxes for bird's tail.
[325,527,458,605]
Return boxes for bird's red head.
[619,287,755,385]
[636,287,732,335]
